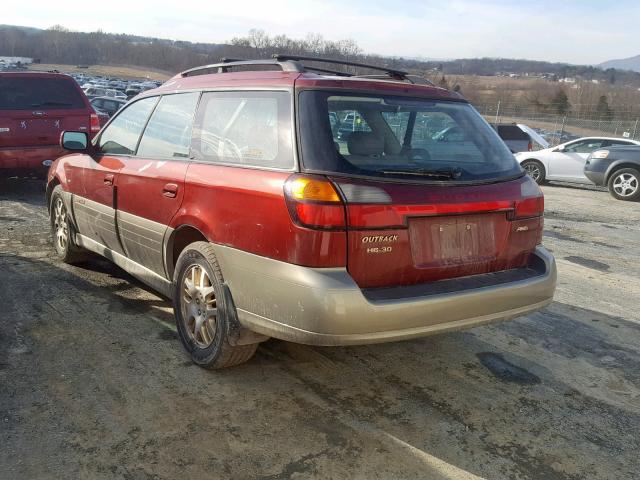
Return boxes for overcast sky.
[3,0,639,64]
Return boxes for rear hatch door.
[0,74,91,148]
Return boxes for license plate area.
[409,212,510,268]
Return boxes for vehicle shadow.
[0,176,47,207]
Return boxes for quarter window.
[98,96,157,155]
[137,93,200,159]
[192,91,293,169]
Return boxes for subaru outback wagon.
[47,56,556,368]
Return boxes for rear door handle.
[163,183,179,198]
[103,174,114,186]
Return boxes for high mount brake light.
[284,175,346,230]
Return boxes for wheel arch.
[45,176,61,213]
[165,224,210,281]
[605,161,640,184]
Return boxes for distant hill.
[1,24,640,87]
[599,54,640,73]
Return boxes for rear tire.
[49,185,87,264]
[173,241,258,369]
[521,160,546,185]
[607,168,640,201]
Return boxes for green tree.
[596,95,613,120]
[551,89,570,114]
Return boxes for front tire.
[173,242,258,369]
[49,185,87,264]
[608,168,640,201]
[521,160,546,185]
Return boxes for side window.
[98,96,157,155]
[137,93,200,159]
[192,91,293,169]
[565,140,603,153]
[605,140,632,147]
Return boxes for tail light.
[514,176,544,219]
[284,175,346,230]
[90,112,101,134]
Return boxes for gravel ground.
[1,177,639,480]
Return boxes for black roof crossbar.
[272,54,408,79]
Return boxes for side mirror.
[555,145,565,152]
[60,131,90,151]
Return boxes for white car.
[515,136,640,184]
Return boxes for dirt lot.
[1,178,639,480]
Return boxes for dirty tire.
[521,160,546,185]
[50,185,87,264]
[607,168,640,201]
[173,241,258,369]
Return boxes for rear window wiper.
[381,168,462,179]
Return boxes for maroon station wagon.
[46,56,557,368]
[0,71,101,176]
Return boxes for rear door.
[0,74,92,148]
[74,96,158,253]
[114,92,200,277]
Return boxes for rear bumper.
[0,145,64,171]
[212,244,557,346]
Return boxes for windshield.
[298,91,521,182]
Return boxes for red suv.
[0,72,101,176]
[46,56,556,369]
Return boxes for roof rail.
[178,55,435,86]
[272,54,408,79]
[220,58,352,77]
[180,58,304,77]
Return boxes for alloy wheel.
[181,264,218,348]
[612,173,638,198]
[523,163,541,182]
[53,197,69,252]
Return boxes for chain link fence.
[475,103,640,147]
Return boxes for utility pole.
[633,119,639,140]
[494,100,501,125]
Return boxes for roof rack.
[356,74,435,86]
[218,57,351,77]
[178,55,433,86]
[272,54,408,79]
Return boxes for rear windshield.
[496,125,529,140]
[298,91,521,182]
[0,77,85,110]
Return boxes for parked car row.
[515,136,640,200]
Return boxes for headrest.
[347,132,384,156]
